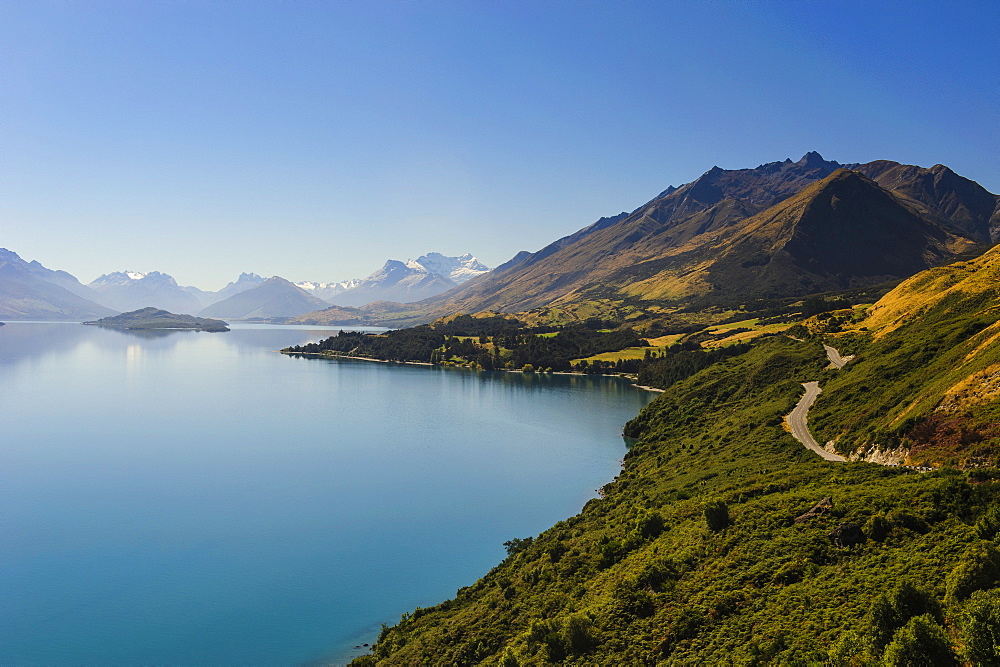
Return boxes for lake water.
[0,322,652,664]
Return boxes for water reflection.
[0,322,381,368]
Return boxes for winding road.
[785,343,850,462]
[823,344,855,370]
[786,381,846,462]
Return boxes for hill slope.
[353,248,1000,665]
[397,155,995,320]
[0,249,116,320]
[198,277,331,320]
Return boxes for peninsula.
[83,307,229,332]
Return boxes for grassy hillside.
[350,247,1000,665]
[808,244,1000,467]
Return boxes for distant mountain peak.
[797,150,827,164]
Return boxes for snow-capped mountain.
[309,253,492,307]
[89,271,203,314]
[294,278,360,303]
[405,252,490,284]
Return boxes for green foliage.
[352,320,1000,665]
[561,612,596,653]
[868,582,942,653]
[827,629,873,666]
[634,342,750,390]
[864,513,891,542]
[635,510,665,539]
[946,542,1000,602]
[959,589,1000,665]
[882,614,956,666]
[976,504,1000,540]
[503,537,533,556]
[284,320,647,371]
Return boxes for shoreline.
[280,350,665,393]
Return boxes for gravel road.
[786,381,847,462]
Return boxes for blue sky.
[2,0,997,290]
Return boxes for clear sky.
[2,0,997,290]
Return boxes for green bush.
[868,582,941,653]
[960,589,1000,665]
[946,542,1000,602]
[704,500,730,531]
[882,614,956,666]
[976,504,1000,540]
[561,612,596,654]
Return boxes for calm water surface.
[1,322,652,664]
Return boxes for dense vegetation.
[346,261,1000,664]
[283,316,647,373]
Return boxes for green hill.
[352,247,1000,665]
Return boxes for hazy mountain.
[406,153,996,317]
[320,260,455,307]
[198,276,331,320]
[89,271,204,315]
[213,272,267,302]
[0,248,116,320]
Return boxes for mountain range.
[4,153,997,324]
[360,235,1000,665]
[0,249,115,320]
[371,153,997,325]
[0,252,490,321]
[294,252,490,306]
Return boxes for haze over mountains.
[4,153,997,324]
[0,251,490,321]
[0,248,115,320]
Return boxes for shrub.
[960,589,1000,665]
[704,500,730,531]
[561,613,596,654]
[976,505,1000,541]
[864,513,891,542]
[882,614,956,666]
[946,542,1000,602]
[636,511,665,539]
[868,582,941,653]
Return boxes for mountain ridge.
[362,154,997,323]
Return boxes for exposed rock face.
[847,444,910,466]
[794,497,833,523]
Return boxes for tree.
[868,582,941,654]
[503,537,533,556]
[946,542,1000,602]
[882,614,956,666]
[960,589,1000,665]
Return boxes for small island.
[83,307,230,332]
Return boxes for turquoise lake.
[0,322,653,664]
